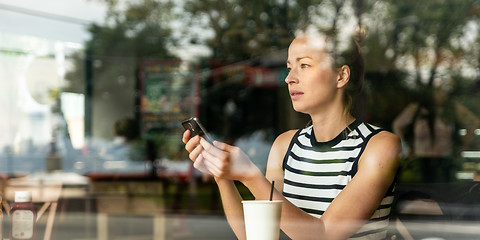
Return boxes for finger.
[194,152,220,176]
[188,143,203,161]
[213,140,234,152]
[200,138,228,157]
[193,153,204,167]
[200,151,222,176]
[182,130,191,144]
[199,137,213,149]
[201,149,225,169]
[193,153,211,175]
[185,135,201,153]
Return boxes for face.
[285,35,342,115]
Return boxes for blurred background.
[0,0,479,239]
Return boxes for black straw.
[269,181,275,201]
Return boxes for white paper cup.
[242,200,283,240]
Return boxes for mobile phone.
[181,117,214,144]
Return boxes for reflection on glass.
[0,0,479,239]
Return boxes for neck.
[310,110,355,142]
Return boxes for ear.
[336,65,350,89]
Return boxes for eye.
[286,67,291,72]
[301,64,310,69]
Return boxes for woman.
[393,85,479,183]
[183,27,401,240]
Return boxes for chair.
[390,190,444,240]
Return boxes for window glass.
[1,0,479,239]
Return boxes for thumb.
[213,140,233,152]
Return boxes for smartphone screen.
[181,117,214,144]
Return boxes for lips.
[289,90,304,100]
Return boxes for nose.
[285,69,298,84]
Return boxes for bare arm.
[185,129,401,240]
[243,130,326,239]
[265,130,297,193]
[392,103,419,136]
[215,178,246,240]
[244,131,401,240]
[319,131,401,239]
[212,130,296,239]
[183,130,248,239]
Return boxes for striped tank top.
[282,120,395,239]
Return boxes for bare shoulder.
[274,130,298,147]
[269,129,298,160]
[265,130,297,184]
[359,131,401,178]
[368,131,402,155]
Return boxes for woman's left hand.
[198,138,263,182]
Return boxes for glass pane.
[1,0,479,239]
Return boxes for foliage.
[65,0,176,93]
[183,0,305,60]
[356,0,480,127]
[63,0,480,180]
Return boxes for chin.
[292,104,309,114]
